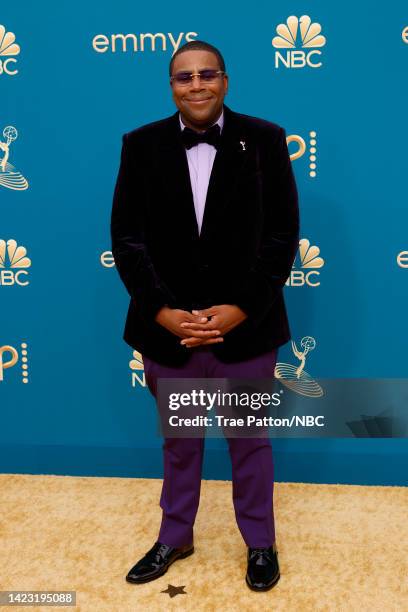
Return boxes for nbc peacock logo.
[129,350,146,388]
[0,24,20,76]
[0,126,28,190]
[274,336,323,397]
[286,238,324,287]
[272,15,326,69]
[0,239,31,286]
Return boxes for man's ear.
[224,75,229,95]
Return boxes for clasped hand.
[155,304,248,348]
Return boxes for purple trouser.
[142,345,277,548]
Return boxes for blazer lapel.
[200,104,251,241]
[158,113,200,239]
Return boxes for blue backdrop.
[1,0,407,485]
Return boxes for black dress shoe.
[245,543,280,591]
[126,541,194,584]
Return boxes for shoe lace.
[249,547,272,563]
[147,543,170,563]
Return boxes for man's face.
[170,50,228,131]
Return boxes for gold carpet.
[0,474,407,611]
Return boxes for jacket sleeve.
[110,132,177,322]
[232,127,299,326]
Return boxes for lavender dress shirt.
[179,110,224,235]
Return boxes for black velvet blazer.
[111,104,299,366]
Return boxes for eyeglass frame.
[170,69,226,86]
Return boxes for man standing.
[111,40,299,591]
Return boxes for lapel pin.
[239,140,246,151]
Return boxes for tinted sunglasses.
[170,69,225,85]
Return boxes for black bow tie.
[181,124,221,150]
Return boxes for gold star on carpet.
[161,584,187,598]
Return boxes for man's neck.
[179,107,224,133]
